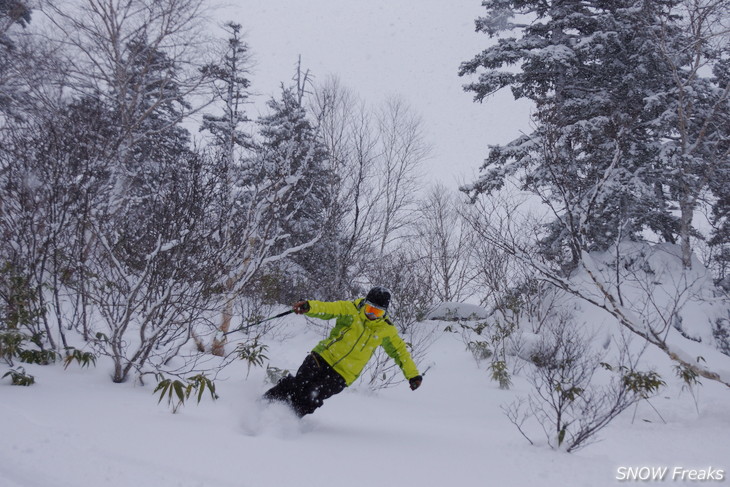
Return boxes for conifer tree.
[706,55,730,278]
[255,82,333,302]
[200,22,253,162]
[461,0,729,270]
[460,0,682,266]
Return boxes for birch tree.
[309,77,380,298]
[415,184,476,303]
[41,0,211,204]
[310,80,431,297]
[375,97,430,254]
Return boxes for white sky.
[218,0,533,190]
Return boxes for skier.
[262,286,423,417]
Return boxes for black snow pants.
[262,352,347,417]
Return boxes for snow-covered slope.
[1,315,728,487]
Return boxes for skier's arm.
[381,334,420,380]
[305,300,359,321]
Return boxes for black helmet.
[365,286,391,309]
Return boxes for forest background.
[1,0,729,476]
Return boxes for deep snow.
[2,2,728,485]
[1,314,728,487]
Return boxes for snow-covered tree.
[253,80,334,303]
[0,0,32,120]
[200,22,253,162]
[460,0,687,267]
[460,0,730,396]
[0,96,118,351]
[649,0,730,269]
[198,22,255,351]
[78,41,215,382]
[41,0,209,174]
[11,0,222,382]
[258,86,330,244]
[461,0,729,272]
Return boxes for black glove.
[292,300,310,315]
[409,375,423,391]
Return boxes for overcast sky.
[219,0,533,190]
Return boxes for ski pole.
[223,309,294,336]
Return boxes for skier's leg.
[262,373,297,403]
[262,354,319,413]
[287,353,346,417]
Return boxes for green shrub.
[236,337,269,378]
[63,348,97,369]
[621,368,666,398]
[3,367,35,386]
[0,330,25,363]
[1,263,51,381]
[154,373,219,414]
[18,348,58,365]
[489,360,512,389]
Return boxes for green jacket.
[307,298,420,386]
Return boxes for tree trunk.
[679,190,694,270]
[211,297,233,357]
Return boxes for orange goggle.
[363,302,386,319]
